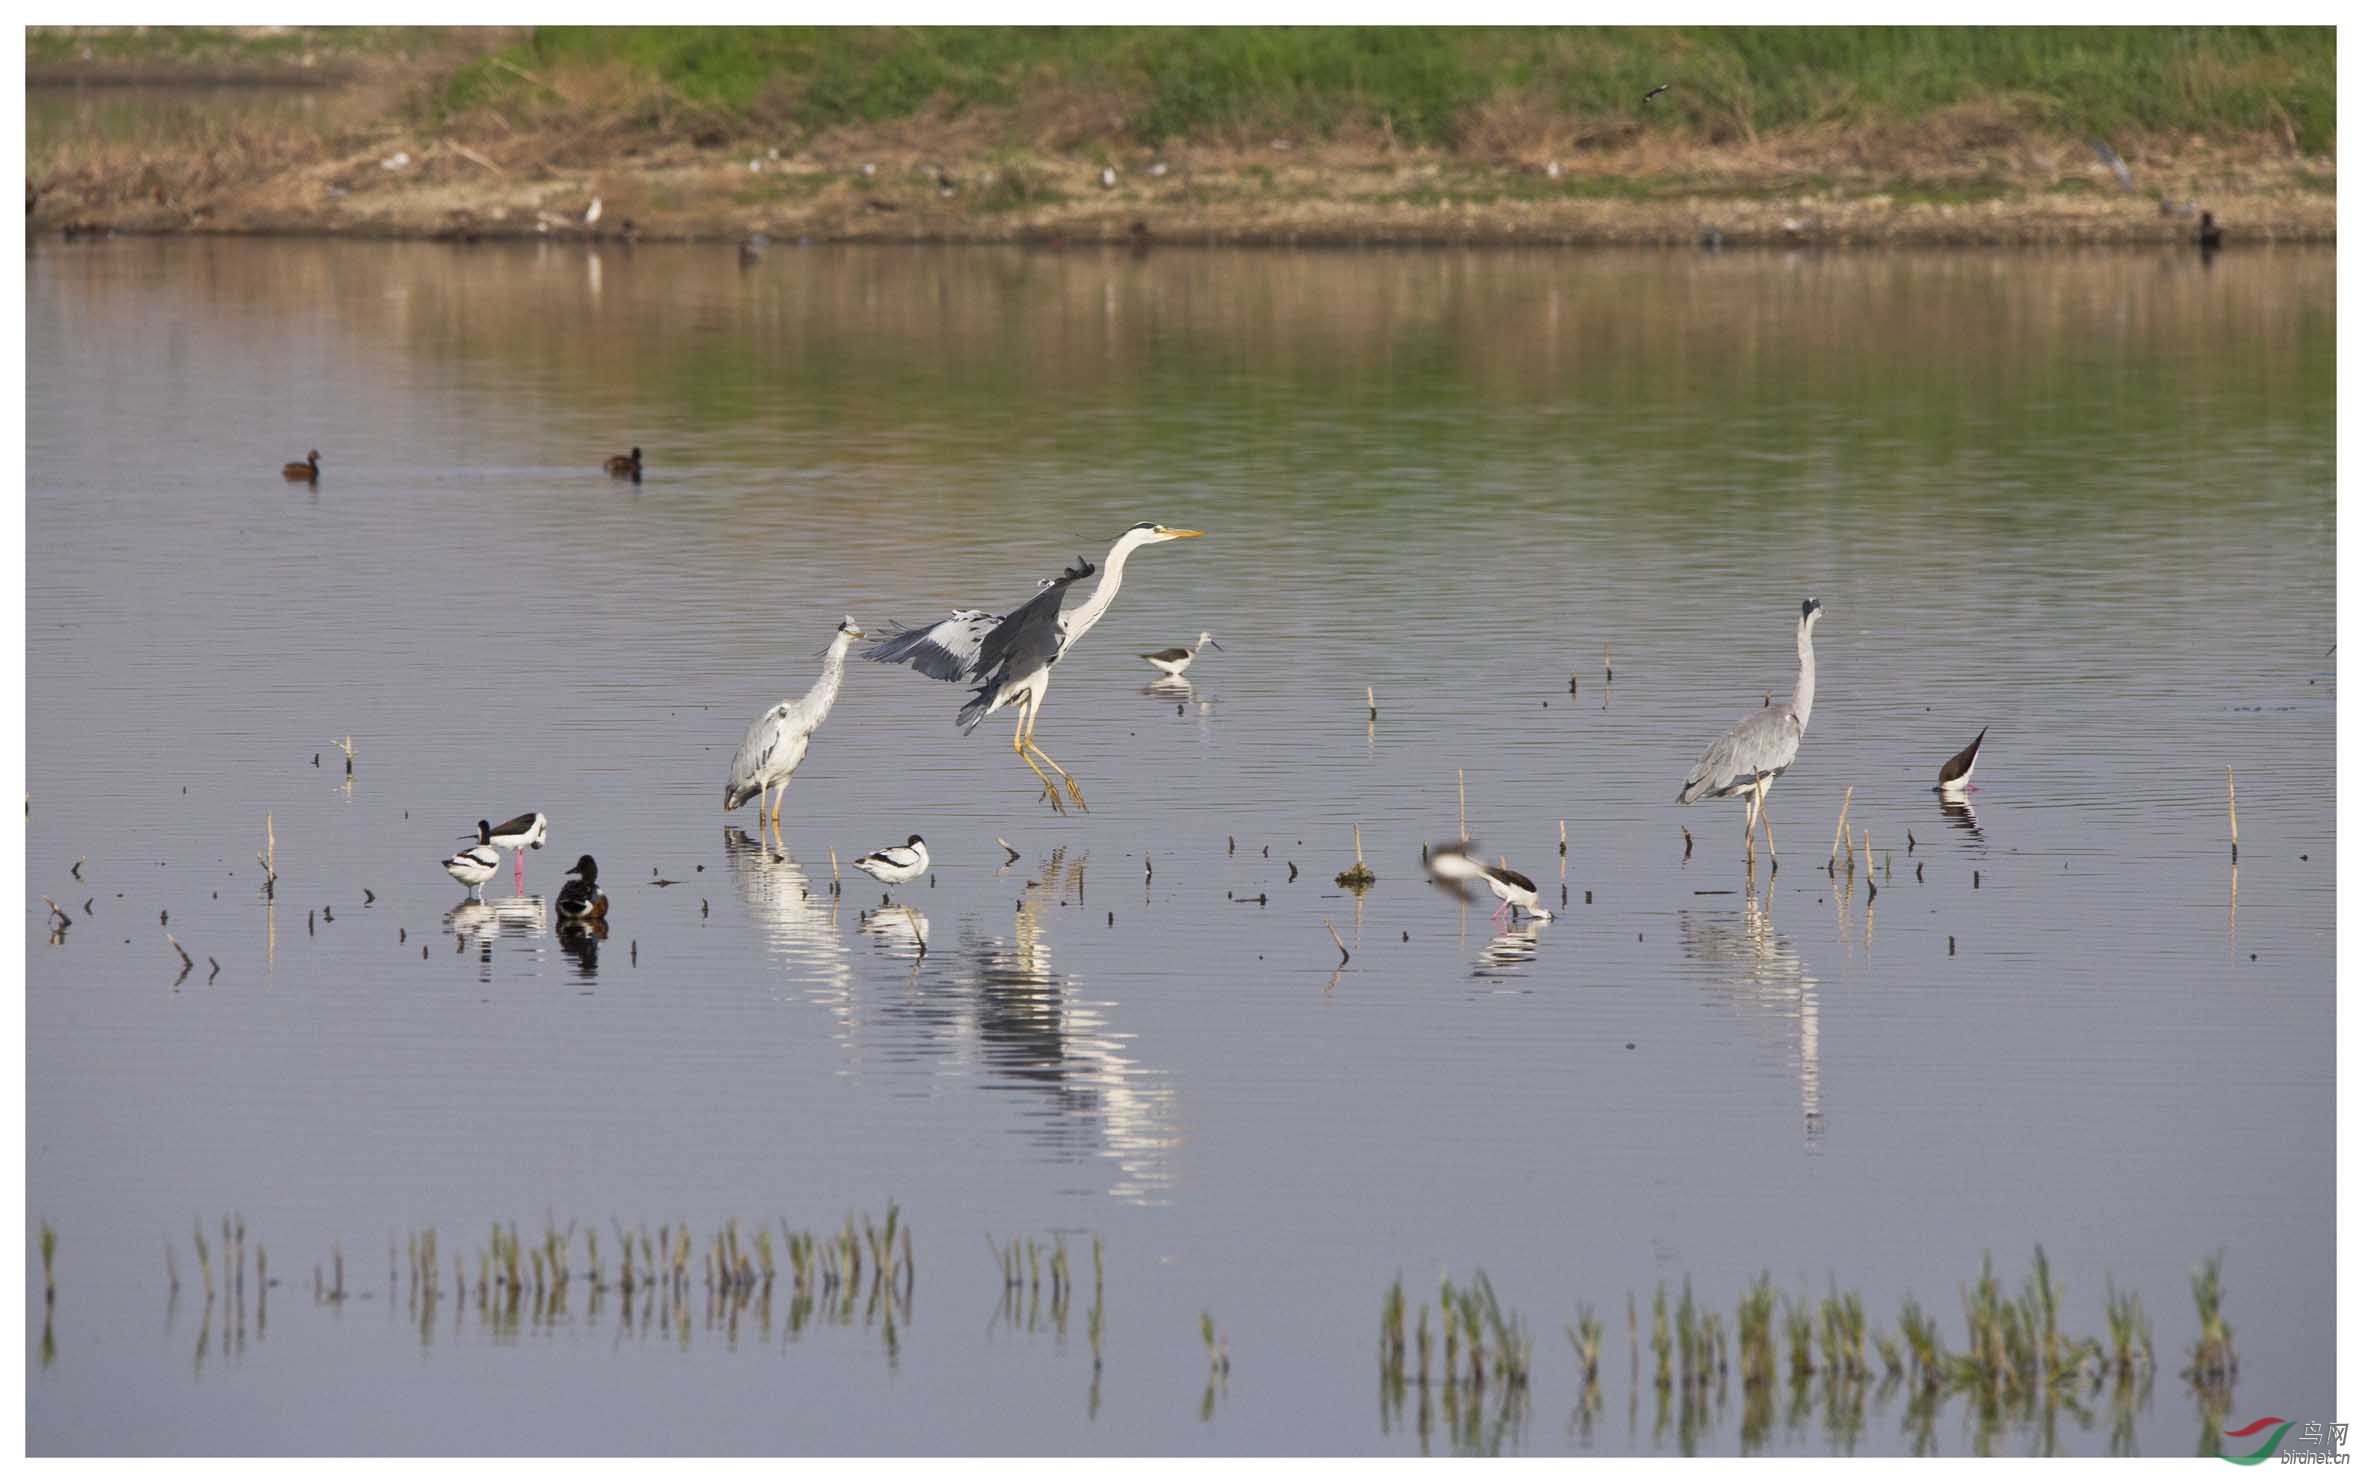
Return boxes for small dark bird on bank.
[604,446,643,480]
[2197,211,2223,250]
[936,169,958,196]
[556,855,609,922]
[1641,83,1670,105]
[738,234,765,268]
[282,450,320,483]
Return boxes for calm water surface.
[25,239,2334,1454]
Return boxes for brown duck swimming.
[282,450,320,482]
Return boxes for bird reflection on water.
[1472,920,1547,980]
[1678,881,1823,1147]
[557,917,607,979]
[444,895,548,980]
[948,847,1178,1203]
[721,827,853,1014]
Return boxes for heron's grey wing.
[1678,706,1800,802]
[863,609,1000,682]
[724,703,790,805]
[2087,136,2136,193]
[974,558,1094,677]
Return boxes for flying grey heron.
[863,522,1206,812]
[853,835,929,898]
[1676,598,1824,861]
[1428,841,1553,923]
[478,812,548,891]
[723,616,864,832]
[1936,728,1986,795]
[442,839,501,901]
[1141,631,1220,678]
[555,855,608,921]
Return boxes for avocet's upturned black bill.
[863,523,1206,813]
[556,855,608,922]
[724,617,864,833]
[1676,598,1824,862]
[853,835,929,893]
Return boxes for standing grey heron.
[1676,598,1824,861]
[863,522,1206,812]
[723,616,864,832]
[1141,631,1220,678]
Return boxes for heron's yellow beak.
[1165,528,1206,539]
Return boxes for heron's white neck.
[1064,531,1156,643]
[1790,617,1818,732]
[805,634,854,715]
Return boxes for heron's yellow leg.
[1022,730,1088,812]
[1755,776,1778,859]
[1013,710,1065,812]
[1742,790,1758,856]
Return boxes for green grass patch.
[416,26,2334,152]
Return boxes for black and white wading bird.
[863,522,1206,812]
[723,617,863,833]
[555,854,608,921]
[442,836,502,900]
[1428,841,1553,924]
[1936,728,1986,795]
[478,812,549,890]
[1676,598,1824,862]
[1140,631,1220,678]
[853,835,929,896]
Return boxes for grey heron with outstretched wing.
[864,522,1205,811]
[1677,598,1824,862]
[723,616,864,833]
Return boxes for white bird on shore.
[583,196,603,226]
[853,835,930,895]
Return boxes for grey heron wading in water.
[723,616,863,833]
[1677,598,1824,862]
[864,522,1206,812]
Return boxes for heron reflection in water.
[950,846,1177,1202]
[721,827,853,1014]
[1678,880,1823,1147]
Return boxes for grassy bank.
[28,26,2336,245]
